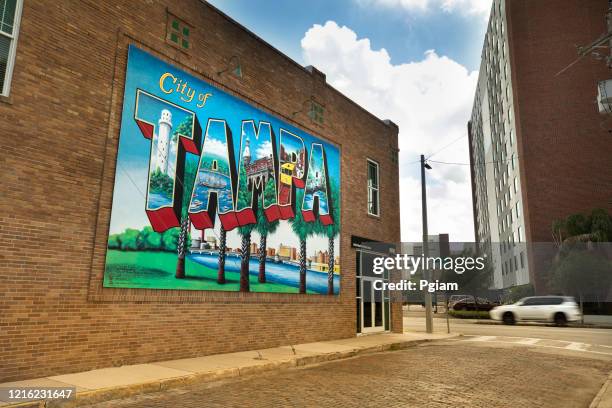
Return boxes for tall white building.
[156,109,172,174]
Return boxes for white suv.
[489,296,581,326]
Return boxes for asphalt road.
[85,340,611,408]
[404,316,612,346]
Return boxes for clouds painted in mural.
[104,46,341,295]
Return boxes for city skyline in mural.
[104,45,341,294]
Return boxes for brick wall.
[506,0,612,291]
[0,0,401,382]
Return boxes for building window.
[309,100,325,124]
[367,159,379,216]
[515,201,521,218]
[0,0,23,97]
[167,13,191,50]
[520,252,525,268]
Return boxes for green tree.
[552,208,612,246]
[137,226,162,250]
[255,179,280,283]
[551,250,611,307]
[108,234,121,249]
[217,225,227,284]
[316,180,340,295]
[161,227,180,251]
[290,190,317,294]
[119,229,140,251]
[236,165,255,292]
[149,169,174,198]
[175,151,199,279]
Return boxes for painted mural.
[103,45,341,294]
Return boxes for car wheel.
[554,312,567,327]
[502,312,515,325]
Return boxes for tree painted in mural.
[175,118,198,279]
[255,181,280,283]
[317,180,340,295]
[290,190,318,294]
[217,225,227,284]
[236,164,255,292]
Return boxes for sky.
[209,0,492,242]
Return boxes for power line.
[426,134,467,160]
[428,156,518,167]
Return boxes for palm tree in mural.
[238,223,254,291]
[236,164,255,292]
[217,225,227,284]
[290,190,317,294]
[255,209,279,284]
[174,119,198,279]
[255,181,280,283]
[321,180,340,295]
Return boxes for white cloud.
[255,140,273,159]
[301,21,478,242]
[357,0,492,17]
[203,137,230,158]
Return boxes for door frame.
[356,248,390,334]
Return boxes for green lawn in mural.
[104,250,310,292]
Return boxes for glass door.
[356,249,390,334]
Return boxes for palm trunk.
[258,234,267,283]
[217,226,226,284]
[299,238,306,294]
[327,236,334,295]
[240,232,251,292]
[175,217,189,279]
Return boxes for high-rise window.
[367,159,379,216]
[0,0,23,97]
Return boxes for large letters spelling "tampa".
[137,93,334,233]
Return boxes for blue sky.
[209,0,492,242]
[208,0,488,71]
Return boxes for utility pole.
[421,154,433,334]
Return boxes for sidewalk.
[590,372,612,408]
[0,331,456,408]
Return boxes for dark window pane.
[0,34,10,91]
[182,26,190,36]
[374,298,383,327]
[1,0,17,35]
[384,301,390,331]
[170,33,178,43]
[356,299,361,333]
[361,252,378,277]
[171,19,179,30]
[181,39,189,49]
[363,301,372,328]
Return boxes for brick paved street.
[85,340,611,408]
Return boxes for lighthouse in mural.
[156,109,172,174]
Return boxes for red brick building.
[0,0,401,382]
[468,0,612,292]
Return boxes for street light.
[420,154,433,334]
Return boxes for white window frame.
[1,0,24,97]
[366,158,380,217]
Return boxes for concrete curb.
[2,336,457,408]
[590,372,612,408]
[474,320,612,330]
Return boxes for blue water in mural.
[148,192,172,210]
[189,253,340,295]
